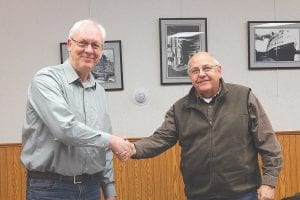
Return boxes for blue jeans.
[188,190,258,200]
[26,177,101,200]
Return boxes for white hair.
[68,19,106,41]
[187,52,221,74]
[212,58,221,66]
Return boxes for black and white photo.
[159,18,207,84]
[248,21,300,69]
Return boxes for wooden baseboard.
[1,132,300,200]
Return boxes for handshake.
[108,135,136,161]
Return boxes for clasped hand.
[108,135,136,161]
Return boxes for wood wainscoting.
[0,131,299,200]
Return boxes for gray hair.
[68,19,106,41]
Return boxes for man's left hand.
[257,185,275,200]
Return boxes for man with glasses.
[21,19,131,200]
[129,52,283,200]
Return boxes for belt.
[27,170,102,184]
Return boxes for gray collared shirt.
[21,60,115,196]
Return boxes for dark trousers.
[187,190,258,200]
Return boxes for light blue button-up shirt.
[21,60,115,196]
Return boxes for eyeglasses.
[70,38,103,50]
[189,65,218,75]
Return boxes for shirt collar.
[62,60,97,88]
[185,78,227,107]
[195,83,222,103]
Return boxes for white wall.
[1,0,300,142]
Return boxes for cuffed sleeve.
[100,147,116,198]
[102,182,116,198]
[248,91,283,187]
[98,132,110,148]
[261,174,278,187]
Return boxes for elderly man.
[21,19,131,200]
[130,52,283,200]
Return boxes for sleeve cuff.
[261,174,278,187]
[102,182,116,198]
[96,131,110,148]
[131,142,142,159]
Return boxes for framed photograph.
[159,18,207,84]
[60,40,124,91]
[248,21,300,69]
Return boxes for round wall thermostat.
[133,88,149,106]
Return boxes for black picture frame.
[60,40,124,91]
[159,18,207,85]
[248,21,300,69]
